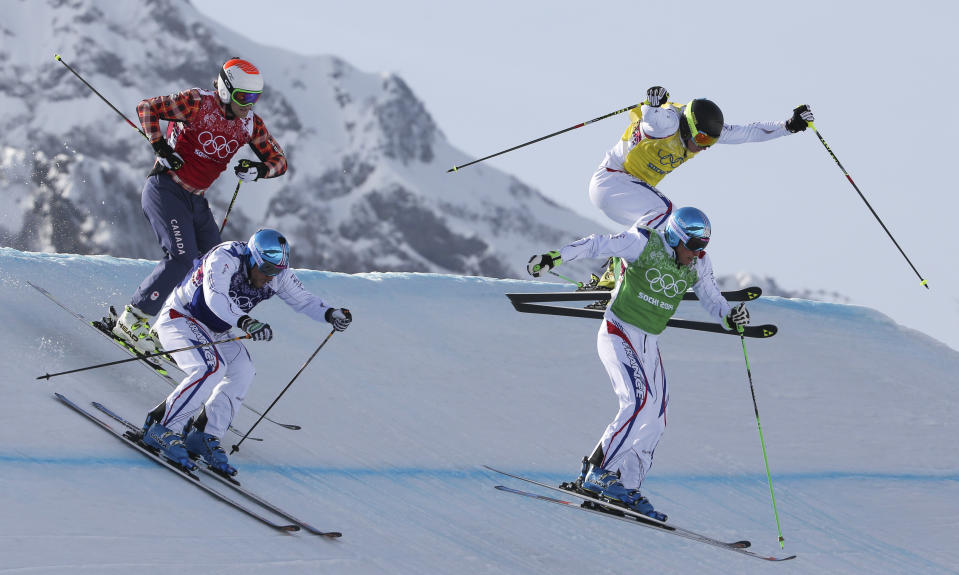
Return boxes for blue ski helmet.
[664,207,711,252]
[247,228,290,276]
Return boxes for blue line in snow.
[1,455,957,483]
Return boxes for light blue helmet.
[663,207,711,251]
[247,228,290,276]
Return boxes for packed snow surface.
[1,248,957,574]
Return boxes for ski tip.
[745,288,762,300]
[730,540,751,548]
[280,424,303,431]
[282,525,301,532]
[321,531,343,538]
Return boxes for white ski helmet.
[216,58,263,106]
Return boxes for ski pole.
[36,334,252,380]
[220,180,242,234]
[231,329,337,454]
[737,324,786,548]
[549,270,584,289]
[54,54,150,143]
[809,123,929,289]
[447,104,638,173]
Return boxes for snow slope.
[1,248,957,574]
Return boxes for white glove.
[724,303,751,331]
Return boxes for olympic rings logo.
[198,131,240,159]
[645,268,687,297]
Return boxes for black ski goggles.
[684,236,710,252]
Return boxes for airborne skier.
[111,58,289,354]
[526,207,751,521]
[587,86,813,288]
[139,228,352,475]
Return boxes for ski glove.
[325,308,352,332]
[234,159,268,182]
[152,139,184,171]
[645,86,669,108]
[527,251,562,278]
[785,104,815,133]
[723,302,751,331]
[237,315,273,341]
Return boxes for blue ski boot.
[581,465,667,521]
[141,422,196,471]
[184,428,237,476]
[623,489,667,522]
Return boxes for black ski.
[505,299,777,338]
[91,401,341,538]
[485,466,795,562]
[28,281,301,432]
[507,286,762,304]
[54,393,300,533]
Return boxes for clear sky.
[193,0,959,350]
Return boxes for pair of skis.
[54,393,341,537]
[485,466,795,562]
[506,286,778,338]
[27,282,301,439]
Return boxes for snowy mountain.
[2,248,957,574]
[0,0,603,277]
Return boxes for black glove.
[724,302,751,331]
[151,139,184,171]
[527,251,562,278]
[234,159,268,182]
[785,104,815,133]
[237,315,273,341]
[645,86,669,107]
[325,308,352,332]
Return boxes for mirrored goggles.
[692,130,718,148]
[684,236,710,252]
[258,260,287,276]
[231,89,261,107]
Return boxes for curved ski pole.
[738,325,785,548]
[231,329,337,454]
[36,335,252,380]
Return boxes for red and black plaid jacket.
[137,88,287,194]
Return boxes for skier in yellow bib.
[587,87,813,288]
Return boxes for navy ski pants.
[130,174,221,316]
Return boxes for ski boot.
[111,304,159,354]
[183,415,237,477]
[141,421,196,471]
[580,464,667,521]
[595,257,619,290]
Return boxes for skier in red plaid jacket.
[111,58,288,354]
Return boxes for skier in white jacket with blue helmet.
[140,228,352,475]
[527,207,750,521]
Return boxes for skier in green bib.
[526,206,750,521]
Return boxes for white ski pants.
[594,312,669,491]
[588,167,673,228]
[152,304,255,438]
